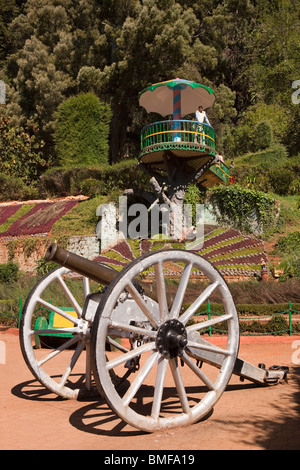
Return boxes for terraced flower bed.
[96,226,268,279]
[0,205,21,226]
[0,200,79,238]
[0,198,268,281]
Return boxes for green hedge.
[40,159,150,197]
[0,174,39,202]
[233,144,287,169]
[54,93,112,167]
[192,302,300,316]
[191,302,300,335]
[208,184,277,234]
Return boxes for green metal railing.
[140,120,216,152]
[197,301,300,336]
[1,298,299,336]
[0,298,22,328]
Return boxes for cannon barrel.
[46,243,117,286]
[45,243,173,305]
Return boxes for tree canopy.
[1,0,300,165]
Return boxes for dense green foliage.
[0,0,300,279]
[0,173,39,201]
[231,145,300,196]
[275,232,300,255]
[209,185,277,234]
[39,159,150,198]
[0,262,19,283]
[183,184,205,226]
[1,0,299,165]
[273,232,300,278]
[54,93,112,167]
[0,115,47,183]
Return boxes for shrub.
[54,93,112,167]
[229,120,273,156]
[0,115,47,184]
[208,185,277,234]
[80,178,106,197]
[183,184,205,226]
[239,320,265,334]
[274,232,300,255]
[268,168,295,195]
[266,315,289,335]
[39,159,149,198]
[35,257,58,275]
[234,144,287,170]
[253,120,273,151]
[0,262,19,283]
[279,256,300,279]
[0,174,39,201]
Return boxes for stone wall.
[0,235,100,273]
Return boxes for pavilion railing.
[140,120,216,152]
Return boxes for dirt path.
[1,329,300,451]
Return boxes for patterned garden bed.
[0,200,79,238]
[96,226,268,278]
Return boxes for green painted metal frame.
[209,162,231,184]
[34,307,76,340]
[139,120,231,184]
[140,120,216,153]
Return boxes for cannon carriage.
[19,244,288,432]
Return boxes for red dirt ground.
[1,329,300,451]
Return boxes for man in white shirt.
[195,105,211,125]
[195,105,211,144]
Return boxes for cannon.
[19,244,288,432]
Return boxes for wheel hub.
[156,319,187,359]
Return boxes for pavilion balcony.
[139,119,231,187]
[140,120,216,156]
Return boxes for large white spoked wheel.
[91,249,240,432]
[20,266,94,399]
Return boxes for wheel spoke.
[186,340,233,357]
[169,358,190,414]
[37,334,80,366]
[106,341,155,371]
[186,313,233,333]
[82,277,90,298]
[179,281,220,325]
[151,357,168,420]
[106,336,130,353]
[170,263,193,319]
[31,327,79,336]
[85,340,92,390]
[110,321,156,339]
[56,274,83,317]
[37,297,81,326]
[126,281,159,328]
[154,261,169,322]
[122,351,159,407]
[181,351,215,391]
[59,340,86,387]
